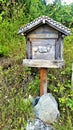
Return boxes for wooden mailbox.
[18,16,70,96]
[18,16,70,68]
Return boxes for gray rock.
[26,118,54,130]
[34,93,60,124]
[29,95,40,106]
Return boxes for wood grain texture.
[26,24,64,61]
[32,39,55,60]
[40,68,48,96]
[60,38,64,60]
[23,59,64,68]
[28,34,58,39]
[55,39,60,60]
[26,41,32,59]
[28,25,58,35]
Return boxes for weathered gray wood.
[29,39,55,60]
[26,40,32,59]
[26,26,64,61]
[23,59,64,68]
[60,37,64,60]
[55,38,61,60]
[55,39,60,60]
[55,34,63,60]
[28,34,58,39]
[28,25,58,35]
[21,17,68,65]
[26,41,30,59]
[31,39,55,46]
[25,25,64,62]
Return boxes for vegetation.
[0,0,73,129]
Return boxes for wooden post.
[40,68,48,96]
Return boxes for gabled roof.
[18,16,71,36]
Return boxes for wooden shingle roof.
[18,16,71,36]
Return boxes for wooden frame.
[23,59,64,68]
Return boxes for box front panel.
[32,39,55,60]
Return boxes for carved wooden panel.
[31,39,55,60]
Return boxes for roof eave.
[18,17,71,36]
[45,21,70,36]
[18,20,42,35]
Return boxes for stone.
[34,93,60,124]
[26,118,54,130]
[29,95,40,106]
